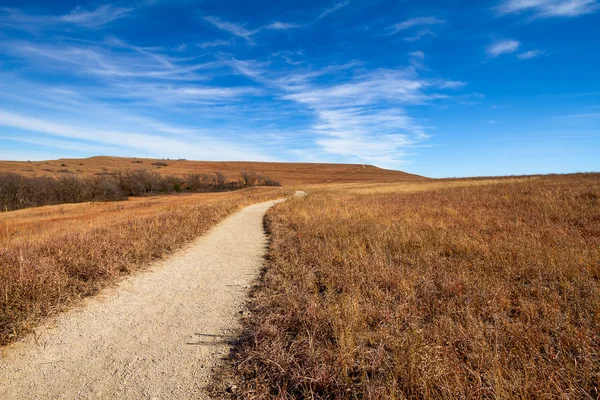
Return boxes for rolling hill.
[0,156,428,185]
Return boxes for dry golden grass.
[0,187,288,345]
[231,173,600,399]
[307,176,539,195]
[0,156,426,185]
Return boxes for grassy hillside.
[0,156,427,185]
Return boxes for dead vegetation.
[0,187,287,345]
[231,173,600,399]
[0,169,280,212]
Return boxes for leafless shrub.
[0,173,125,211]
[240,170,258,187]
[151,161,168,167]
[0,168,278,212]
[185,173,215,191]
[258,174,281,187]
[214,171,227,187]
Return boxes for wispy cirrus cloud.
[0,135,124,155]
[229,59,463,167]
[197,39,232,49]
[202,16,258,45]
[517,49,545,59]
[265,21,301,30]
[439,80,468,89]
[59,5,133,27]
[201,16,301,45]
[554,112,600,119]
[0,4,133,31]
[0,109,272,160]
[408,51,426,69]
[496,0,599,17]
[202,1,350,45]
[1,28,460,168]
[387,16,445,35]
[318,0,351,20]
[487,39,521,57]
[0,38,223,82]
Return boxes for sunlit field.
[231,174,600,399]
[0,187,288,345]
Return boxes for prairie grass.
[0,187,287,345]
[232,174,600,399]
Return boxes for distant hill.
[0,156,428,185]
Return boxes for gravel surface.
[0,199,282,400]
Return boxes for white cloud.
[202,16,257,45]
[202,17,302,45]
[554,112,600,119]
[318,0,351,20]
[60,5,132,27]
[487,39,521,57]
[230,61,464,167]
[408,51,426,69]
[282,70,441,107]
[497,0,599,17]
[198,39,231,49]
[517,49,545,59]
[265,21,301,30]
[0,4,133,31]
[0,109,272,161]
[0,135,122,154]
[439,80,468,89]
[387,16,445,35]
[0,3,470,168]
[0,39,221,82]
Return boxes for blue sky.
[0,0,598,177]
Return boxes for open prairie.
[1,163,599,399]
[229,173,600,399]
[0,186,288,345]
[0,156,426,185]
[0,156,422,346]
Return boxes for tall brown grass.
[0,187,287,346]
[231,174,600,399]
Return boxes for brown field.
[0,187,289,345]
[3,154,599,398]
[0,156,426,185]
[0,155,421,346]
[230,173,600,399]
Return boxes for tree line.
[0,169,280,212]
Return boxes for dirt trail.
[0,199,283,400]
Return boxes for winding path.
[0,200,282,400]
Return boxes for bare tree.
[240,170,258,187]
[214,171,227,188]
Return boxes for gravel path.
[0,199,282,400]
